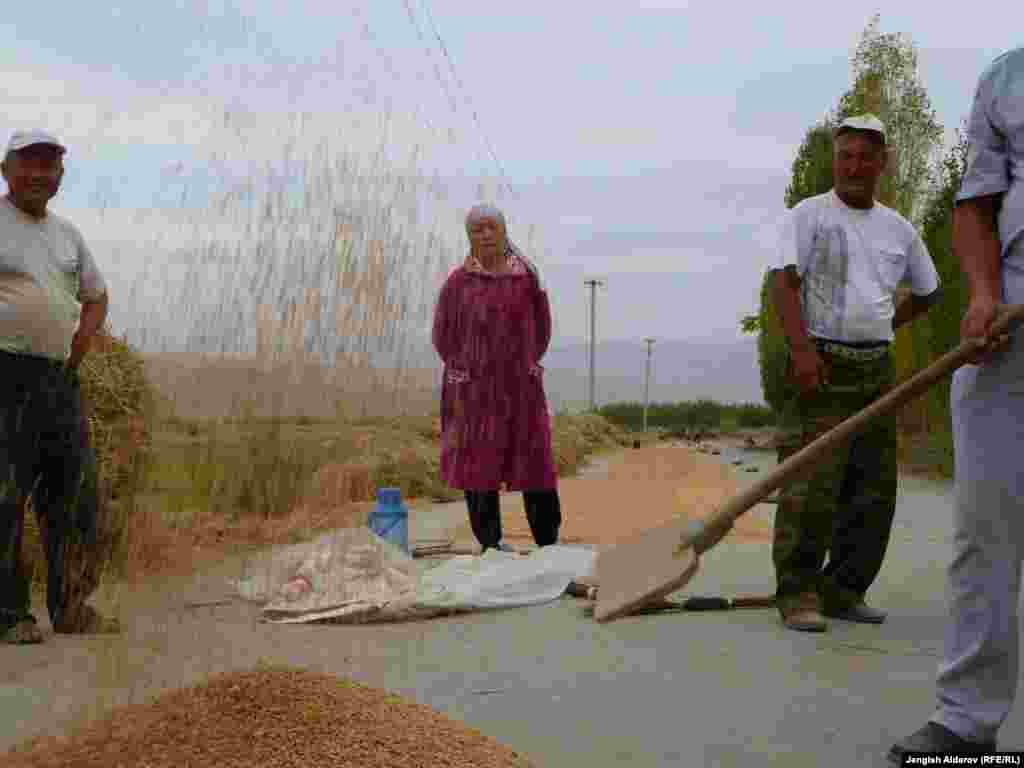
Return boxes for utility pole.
[642,337,655,432]
[584,279,604,412]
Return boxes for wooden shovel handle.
[689,302,1024,554]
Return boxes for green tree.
[785,121,836,209]
[837,15,944,224]
[918,130,970,431]
[752,270,786,411]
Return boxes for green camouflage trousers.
[772,345,898,613]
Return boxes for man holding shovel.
[889,45,1024,761]
[770,114,943,633]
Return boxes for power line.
[414,0,512,197]
[399,0,462,119]
[399,0,496,190]
[352,2,444,149]
[642,338,655,433]
[585,279,604,412]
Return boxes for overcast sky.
[2,2,1019,350]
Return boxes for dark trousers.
[464,489,561,550]
[1,351,98,630]
[772,348,898,612]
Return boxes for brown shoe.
[778,593,828,632]
[2,618,44,644]
[53,605,121,635]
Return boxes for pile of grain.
[5,666,535,768]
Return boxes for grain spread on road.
[495,444,771,547]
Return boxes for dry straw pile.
[78,324,157,492]
[6,665,535,768]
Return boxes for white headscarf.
[464,203,547,292]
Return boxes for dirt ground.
[3,441,773,764]
[6,438,995,768]
[460,442,772,548]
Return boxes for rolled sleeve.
[957,67,1010,203]
[76,232,108,301]
[775,204,811,275]
[906,232,941,297]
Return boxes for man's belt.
[814,339,891,362]
[0,348,68,371]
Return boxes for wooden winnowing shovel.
[592,303,1024,623]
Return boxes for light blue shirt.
[958,46,1024,268]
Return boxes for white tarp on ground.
[229,527,596,624]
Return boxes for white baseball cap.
[4,129,67,156]
[835,114,886,142]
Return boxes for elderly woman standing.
[432,204,561,552]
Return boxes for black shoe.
[888,722,996,764]
[823,601,887,624]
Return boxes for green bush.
[735,403,776,428]
[599,400,774,432]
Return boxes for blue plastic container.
[368,487,409,554]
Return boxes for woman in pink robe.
[432,204,560,552]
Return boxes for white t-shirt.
[0,196,107,362]
[776,190,940,343]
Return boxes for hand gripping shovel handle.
[676,302,1024,558]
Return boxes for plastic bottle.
[367,487,409,554]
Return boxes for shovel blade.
[593,517,701,622]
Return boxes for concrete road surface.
[2,452,1021,767]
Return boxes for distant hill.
[540,336,764,413]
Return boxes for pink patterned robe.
[432,256,557,491]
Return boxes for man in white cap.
[1,129,114,643]
[768,114,943,633]
[889,45,1024,762]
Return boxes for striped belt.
[815,340,891,362]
